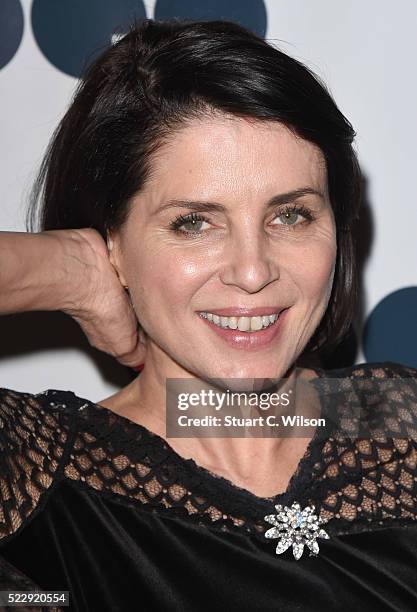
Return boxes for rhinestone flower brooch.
[264,502,330,560]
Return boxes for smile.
[200,312,280,332]
[197,308,290,350]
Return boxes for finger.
[115,331,147,368]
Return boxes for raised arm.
[0,229,90,315]
[0,228,146,367]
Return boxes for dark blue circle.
[154,0,267,38]
[0,0,24,70]
[363,286,417,368]
[31,0,147,78]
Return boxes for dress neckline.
[41,365,330,509]
[177,366,328,505]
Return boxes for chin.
[202,362,286,384]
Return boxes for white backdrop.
[1,0,416,400]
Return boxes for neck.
[103,353,322,498]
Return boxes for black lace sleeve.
[309,361,417,535]
[0,388,71,542]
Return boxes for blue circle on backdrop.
[0,0,24,70]
[363,286,417,368]
[31,0,147,78]
[154,0,267,38]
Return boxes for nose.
[219,226,280,293]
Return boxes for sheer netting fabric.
[0,361,417,553]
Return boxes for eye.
[169,212,211,236]
[271,204,315,227]
[168,203,316,237]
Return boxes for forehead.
[140,115,328,210]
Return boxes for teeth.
[250,316,263,331]
[200,311,280,332]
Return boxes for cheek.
[289,238,336,301]
[133,244,210,314]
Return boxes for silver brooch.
[264,501,330,560]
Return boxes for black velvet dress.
[0,361,416,611]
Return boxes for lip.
[198,307,290,350]
[197,306,287,317]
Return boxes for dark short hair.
[26,18,362,357]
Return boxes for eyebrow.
[153,187,324,215]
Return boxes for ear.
[106,229,128,287]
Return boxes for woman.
[1,18,416,612]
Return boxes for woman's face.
[111,115,337,381]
